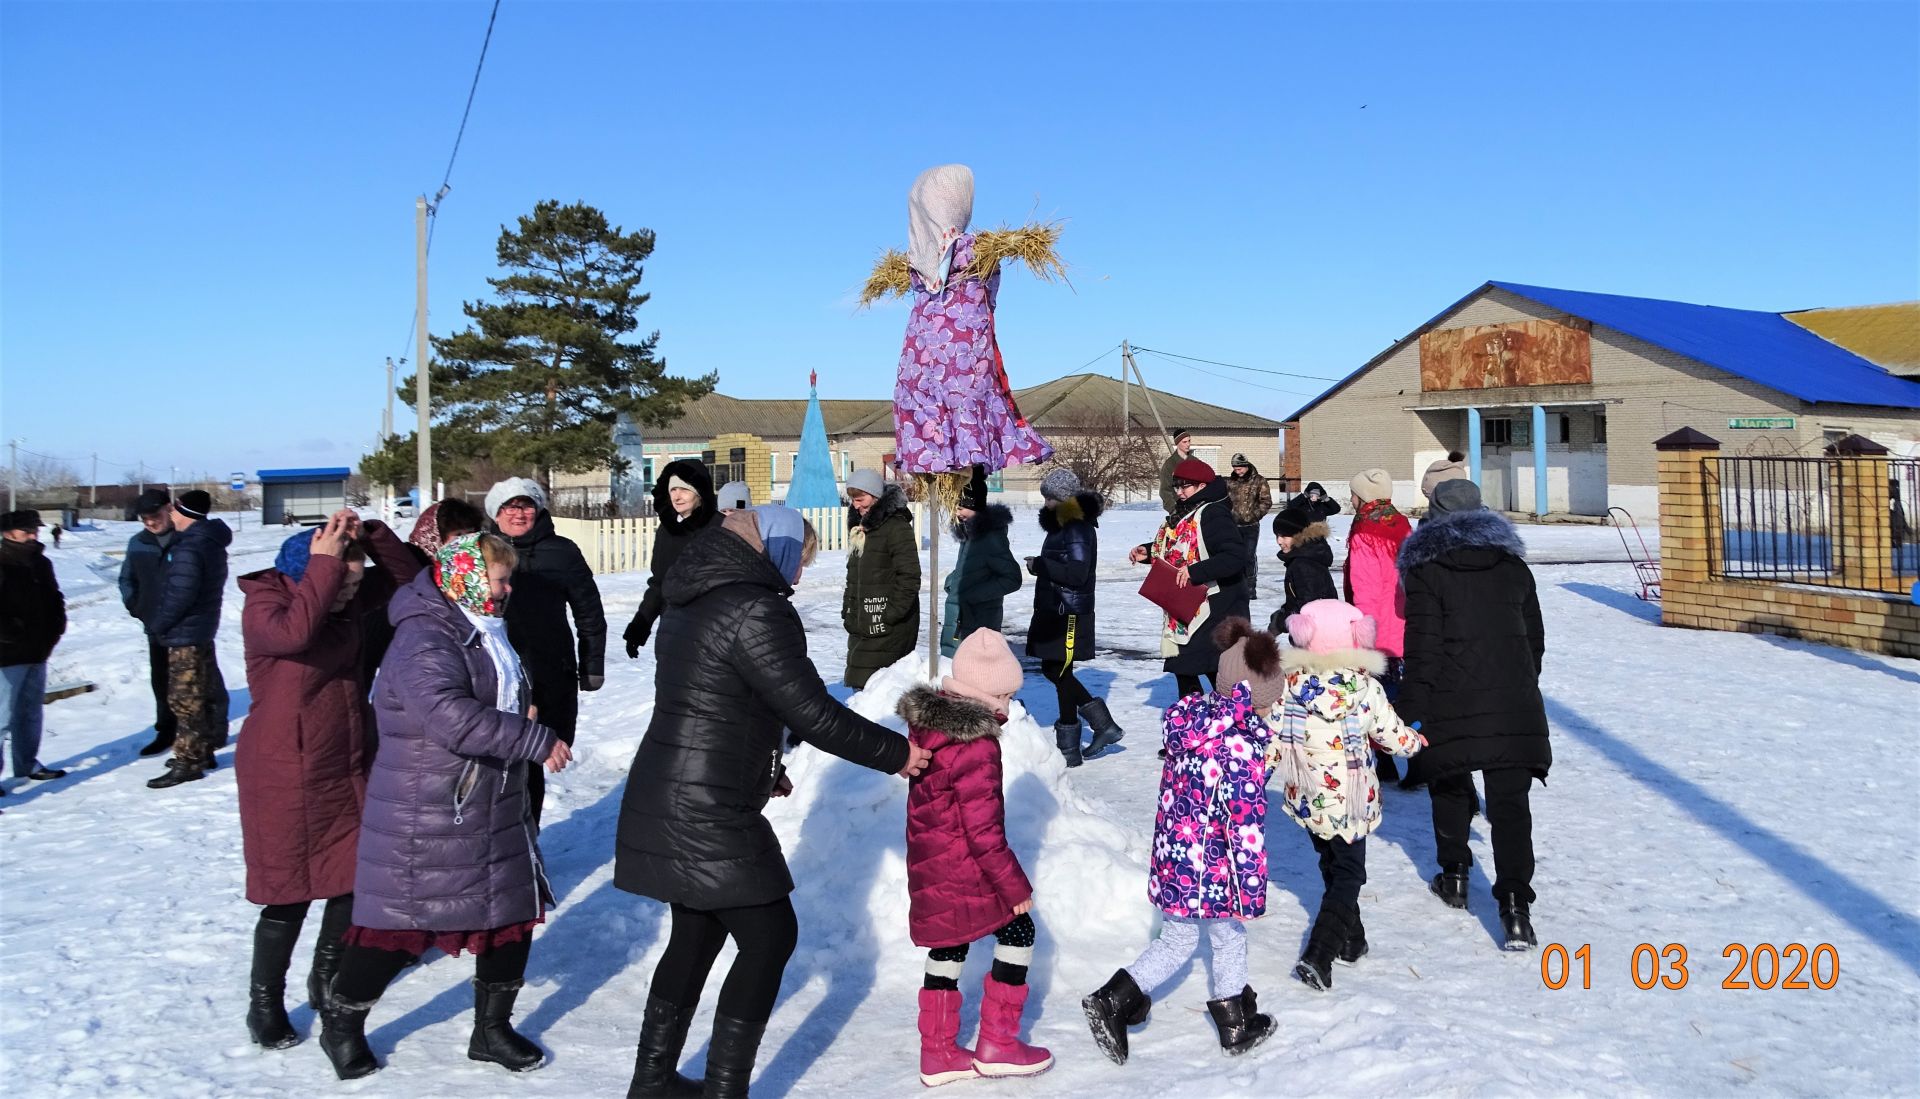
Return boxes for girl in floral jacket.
[1082,619,1281,1065]
[1269,598,1424,992]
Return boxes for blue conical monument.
[784,370,841,509]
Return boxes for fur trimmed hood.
[1039,491,1104,532]
[1399,508,1526,578]
[1280,645,1388,678]
[898,685,1002,744]
[1290,520,1330,545]
[953,502,1012,543]
[852,483,913,534]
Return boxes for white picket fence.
[552,504,931,574]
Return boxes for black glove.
[623,618,649,659]
[1024,556,1041,577]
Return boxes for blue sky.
[3,0,1915,480]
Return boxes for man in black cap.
[1158,429,1194,516]
[120,490,181,756]
[1225,453,1274,590]
[0,509,69,793]
[146,489,234,788]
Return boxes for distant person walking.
[941,468,1021,658]
[1,510,68,794]
[1395,478,1550,951]
[234,511,422,1050]
[1224,455,1273,589]
[121,490,181,757]
[623,460,718,659]
[486,477,606,824]
[841,469,921,689]
[146,490,233,789]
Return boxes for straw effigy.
[858,222,1068,307]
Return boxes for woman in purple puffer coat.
[316,533,572,1081]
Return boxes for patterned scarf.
[435,534,503,617]
[1151,501,1217,649]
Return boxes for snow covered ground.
[3,508,1916,1097]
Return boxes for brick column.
[1654,427,1721,629]
[1827,434,1895,592]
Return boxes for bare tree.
[343,472,372,507]
[1039,409,1161,501]
[16,453,80,495]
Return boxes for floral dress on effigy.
[893,234,1055,475]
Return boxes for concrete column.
[1467,408,1483,485]
[1532,404,1550,517]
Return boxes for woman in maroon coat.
[898,629,1051,1087]
[235,510,421,1050]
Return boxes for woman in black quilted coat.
[621,458,719,657]
[613,506,927,1099]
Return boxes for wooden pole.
[925,482,941,680]
[1122,342,1174,457]
[415,195,432,504]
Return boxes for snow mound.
[767,657,1153,990]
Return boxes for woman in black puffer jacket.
[613,506,926,1099]
[1131,460,1250,700]
[1395,478,1549,949]
[1026,468,1118,766]
[622,459,719,657]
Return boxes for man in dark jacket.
[146,490,234,788]
[1,510,69,790]
[614,506,926,1097]
[623,459,718,657]
[1395,478,1549,950]
[1157,429,1194,516]
[120,489,179,756]
[1225,454,1274,588]
[841,470,921,689]
[486,477,607,824]
[1270,500,1338,634]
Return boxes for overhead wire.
[1129,345,1345,383]
[1133,348,1321,397]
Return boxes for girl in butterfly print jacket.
[1266,597,1423,992]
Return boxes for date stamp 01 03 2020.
[1539,943,1840,990]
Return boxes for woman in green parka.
[843,470,922,688]
[940,468,1022,658]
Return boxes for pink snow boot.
[972,977,1053,1078]
[918,988,977,1087]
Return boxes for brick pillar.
[1655,427,1721,629]
[1827,434,1895,592]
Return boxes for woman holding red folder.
[1130,460,1250,702]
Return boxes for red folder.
[1138,558,1209,625]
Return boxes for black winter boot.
[1338,913,1369,966]
[318,985,381,1080]
[1292,905,1350,991]
[1081,968,1151,1066]
[1080,699,1125,758]
[1499,897,1538,951]
[146,757,205,789]
[1430,864,1470,910]
[467,978,545,1071]
[1053,720,1083,768]
[702,1014,767,1098]
[626,995,701,1098]
[246,915,303,1049]
[1205,985,1275,1055]
[306,897,351,1011]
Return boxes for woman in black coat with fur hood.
[1395,478,1549,950]
[623,459,719,657]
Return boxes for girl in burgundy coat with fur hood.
[899,629,1051,1087]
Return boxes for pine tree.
[369,200,714,492]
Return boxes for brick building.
[1281,283,1920,518]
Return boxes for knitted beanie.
[1284,598,1379,654]
[175,490,212,520]
[1040,467,1082,502]
[484,477,547,519]
[845,469,885,500]
[1271,500,1315,537]
[1350,468,1393,504]
[1212,618,1286,710]
[1429,477,1484,515]
[1421,456,1471,499]
[274,529,315,581]
[942,629,1023,715]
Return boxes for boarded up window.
[1420,319,1592,391]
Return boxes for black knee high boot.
[703,1015,767,1098]
[627,996,702,1098]
[318,983,381,1080]
[306,896,352,1011]
[246,915,303,1049]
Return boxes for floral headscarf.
[435,533,503,617]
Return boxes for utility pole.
[1121,341,1174,458]
[384,356,398,520]
[415,194,433,504]
[137,461,145,496]
[7,439,17,511]
[91,453,99,509]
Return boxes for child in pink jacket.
[898,629,1050,1086]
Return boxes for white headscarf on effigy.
[907,163,974,294]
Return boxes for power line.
[440,0,501,199]
[1130,345,1345,383]
[1133,349,1320,397]
[1068,343,1122,374]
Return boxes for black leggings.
[925,913,1036,989]
[332,936,532,1004]
[1040,660,1092,724]
[260,894,351,926]
[649,898,798,1024]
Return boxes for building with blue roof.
[1281,282,1920,518]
